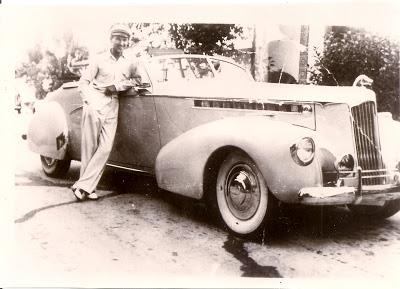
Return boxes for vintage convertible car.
[27,54,400,237]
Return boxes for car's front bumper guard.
[299,167,400,206]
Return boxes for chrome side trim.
[106,163,153,175]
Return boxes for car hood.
[154,80,376,107]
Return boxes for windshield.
[146,56,252,84]
[210,59,253,82]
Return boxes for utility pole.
[250,25,256,80]
[298,25,310,84]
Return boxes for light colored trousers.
[73,90,119,194]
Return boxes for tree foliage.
[15,23,247,99]
[128,23,172,47]
[309,27,400,118]
[15,34,89,99]
[169,24,243,57]
[16,48,63,99]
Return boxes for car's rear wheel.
[348,200,400,219]
[40,155,71,178]
[214,151,275,237]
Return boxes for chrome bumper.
[299,167,400,206]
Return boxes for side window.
[187,58,214,79]
[146,58,185,83]
[146,58,166,83]
[164,58,185,82]
[136,62,151,84]
[180,58,197,80]
[146,57,218,83]
[211,59,250,81]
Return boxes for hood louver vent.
[194,99,304,113]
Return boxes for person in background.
[72,23,142,201]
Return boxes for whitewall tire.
[215,151,271,236]
[40,155,71,178]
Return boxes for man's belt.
[104,90,118,97]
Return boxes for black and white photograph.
[1,1,400,288]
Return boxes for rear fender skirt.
[27,101,69,160]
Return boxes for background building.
[253,24,311,84]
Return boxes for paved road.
[7,132,400,287]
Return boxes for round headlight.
[290,137,315,166]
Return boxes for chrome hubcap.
[225,164,260,220]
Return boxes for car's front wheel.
[40,155,71,178]
[215,151,275,237]
[348,200,400,219]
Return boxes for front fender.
[27,101,69,160]
[378,113,400,169]
[155,116,322,202]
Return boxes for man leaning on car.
[71,23,142,201]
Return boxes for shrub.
[309,27,400,119]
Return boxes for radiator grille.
[351,101,385,185]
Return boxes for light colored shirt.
[79,49,142,98]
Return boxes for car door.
[108,67,161,173]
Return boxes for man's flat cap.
[110,23,131,38]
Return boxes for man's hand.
[119,80,136,91]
